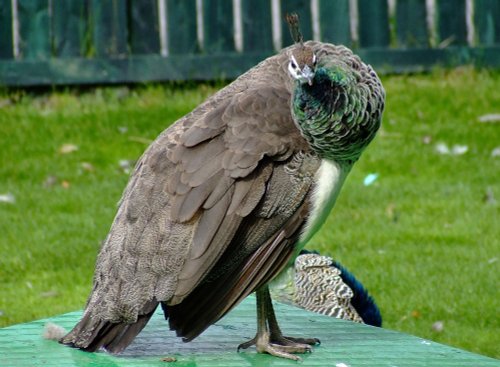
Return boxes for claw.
[257,343,303,361]
[279,335,321,346]
[240,287,319,360]
[237,337,256,352]
[238,332,307,361]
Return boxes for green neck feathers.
[292,65,382,162]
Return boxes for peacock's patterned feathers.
[270,251,381,326]
[295,254,363,322]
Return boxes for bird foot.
[238,333,317,361]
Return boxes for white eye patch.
[288,55,301,79]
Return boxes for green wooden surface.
[52,1,88,57]
[0,0,13,59]
[474,0,500,46]
[18,0,50,60]
[281,0,313,46]
[90,0,128,57]
[357,0,390,48]
[0,296,498,367]
[436,0,467,46]
[396,0,429,48]
[167,0,198,55]
[203,0,234,53]
[241,0,274,52]
[129,0,160,55]
[319,0,351,47]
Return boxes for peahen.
[60,14,385,360]
[270,249,382,327]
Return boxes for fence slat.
[436,0,467,46]
[395,0,428,48]
[318,0,351,46]
[91,0,128,57]
[203,0,235,52]
[474,0,500,46]
[2,0,500,87]
[166,0,198,54]
[280,0,312,46]
[357,0,390,48]
[18,0,50,59]
[52,2,88,57]
[241,0,273,52]
[130,0,160,54]
[0,0,13,59]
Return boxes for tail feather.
[60,300,159,353]
[104,310,157,353]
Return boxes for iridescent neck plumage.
[292,66,381,162]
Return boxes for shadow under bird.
[61,14,385,360]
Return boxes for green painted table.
[1,296,498,367]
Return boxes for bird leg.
[265,287,321,347]
[237,286,320,360]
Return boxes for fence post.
[357,0,390,48]
[18,0,50,59]
[166,0,198,54]
[129,0,160,55]
[203,0,235,52]
[90,0,128,57]
[241,0,273,52]
[395,0,428,48]
[0,0,13,59]
[436,0,467,46]
[474,0,500,46]
[318,0,351,47]
[52,2,88,57]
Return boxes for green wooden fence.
[1,0,500,86]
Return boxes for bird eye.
[290,55,299,71]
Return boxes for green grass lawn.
[0,68,499,359]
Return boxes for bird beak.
[302,66,315,86]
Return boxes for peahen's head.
[285,13,317,86]
[288,47,317,86]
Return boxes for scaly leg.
[238,286,320,360]
[264,287,321,347]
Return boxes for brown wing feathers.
[164,83,308,303]
[165,201,309,341]
[165,156,316,341]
